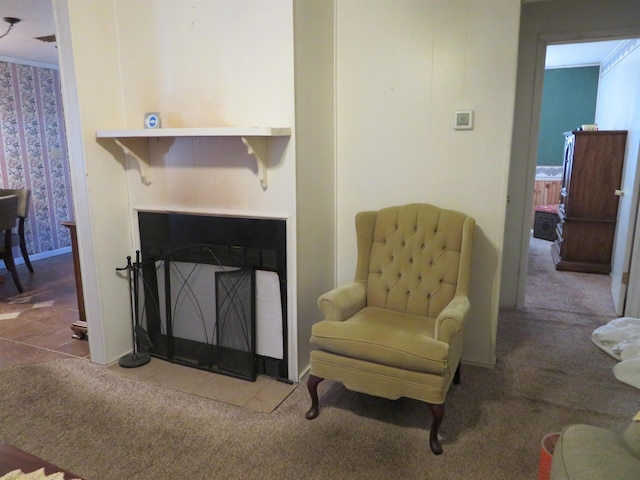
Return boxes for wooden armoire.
[551,130,627,274]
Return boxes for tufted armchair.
[305,203,475,455]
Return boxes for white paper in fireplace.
[154,262,283,360]
[255,270,284,360]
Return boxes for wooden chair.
[0,188,33,272]
[0,195,23,293]
[306,203,475,454]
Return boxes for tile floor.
[109,357,298,413]
[0,253,90,367]
[0,253,297,413]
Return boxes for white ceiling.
[0,2,633,71]
[545,40,626,69]
[0,0,58,67]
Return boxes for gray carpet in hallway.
[525,236,616,316]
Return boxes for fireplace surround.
[134,211,288,381]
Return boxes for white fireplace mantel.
[96,127,292,189]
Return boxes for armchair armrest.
[434,294,470,343]
[317,281,367,322]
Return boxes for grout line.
[0,336,89,360]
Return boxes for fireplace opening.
[135,212,288,381]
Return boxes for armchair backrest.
[0,189,30,219]
[354,203,475,318]
[0,195,19,232]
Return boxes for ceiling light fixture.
[0,17,21,40]
[35,34,57,49]
[35,34,56,44]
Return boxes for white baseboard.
[0,246,72,271]
[298,364,311,382]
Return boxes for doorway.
[525,40,625,316]
[0,0,87,365]
[502,0,640,314]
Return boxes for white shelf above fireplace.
[96,127,292,189]
[96,126,291,138]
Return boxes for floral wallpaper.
[0,61,73,257]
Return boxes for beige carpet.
[0,317,637,480]
[0,239,636,479]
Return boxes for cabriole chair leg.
[453,363,461,385]
[305,374,324,420]
[427,403,445,455]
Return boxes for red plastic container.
[538,432,560,480]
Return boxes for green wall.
[537,66,599,166]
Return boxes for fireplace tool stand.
[117,252,151,368]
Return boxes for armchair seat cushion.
[310,306,448,374]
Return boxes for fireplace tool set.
[116,251,152,368]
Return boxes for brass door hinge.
[622,272,630,285]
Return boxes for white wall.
[114,0,297,216]
[55,0,130,364]
[596,41,640,315]
[293,0,336,378]
[335,0,520,366]
[58,0,521,372]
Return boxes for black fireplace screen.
[132,245,257,381]
[134,212,289,381]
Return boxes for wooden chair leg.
[305,374,324,420]
[3,255,23,293]
[427,403,445,455]
[17,218,33,273]
[20,242,33,273]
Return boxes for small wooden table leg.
[61,221,87,340]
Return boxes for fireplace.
[133,211,288,381]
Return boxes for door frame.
[53,0,106,363]
[503,23,640,310]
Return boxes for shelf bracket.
[113,138,152,185]
[241,136,269,190]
